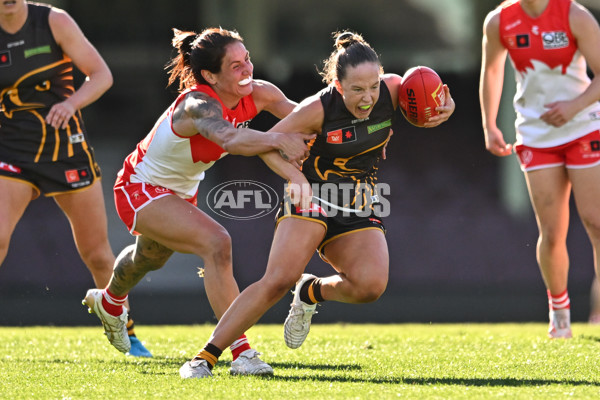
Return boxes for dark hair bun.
[335,31,359,50]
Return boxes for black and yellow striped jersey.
[0,2,88,163]
[301,81,394,210]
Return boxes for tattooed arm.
[171,91,313,161]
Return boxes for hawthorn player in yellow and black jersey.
[0,1,152,358]
[302,81,394,213]
[0,2,98,194]
[277,80,395,252]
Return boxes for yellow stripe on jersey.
[30,109,47,163]
[52,126,60,161]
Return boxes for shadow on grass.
[267,362,362,371]
[29,357,600,386]
[579,334,600,343]
[266,374,600,387]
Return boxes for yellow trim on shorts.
[0,175,41,198]
[45,176,102,197]
[318,226,385,263]
[275,214,328,231]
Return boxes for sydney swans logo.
[206,180,279,220]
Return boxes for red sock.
[102,288,128,317]
[548,289,570,310]
[230,334,251,361]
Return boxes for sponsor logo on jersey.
[542,31,569,49]
[504,34,530,49]
[0,161,21,173]
[504,20,522,31]
[367,119,392,134]
[69,133,85,144]
[589,111,600,121]
[24,45,51,58]
[64,167,90,183]
[0,50,11,68]
[7,40,24,49]
[326,126,356,144]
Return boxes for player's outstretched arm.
[174,91,313,163]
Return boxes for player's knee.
[580,213,600,243]
[353,277,388,303]
[0,227,14,265]
[260,275,296,302]
[80,246,114,274]
[202,229,233,268]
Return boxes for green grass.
[1,323,600,399]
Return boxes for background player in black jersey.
[180,31,455,378]
[0,0,150,357]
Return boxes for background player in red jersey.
[180,30,455,379]
[0,0,150,356]
[480,0,600,338]
[82,27,313,375]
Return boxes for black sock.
[194,343,223,369]
[299,277,324,304]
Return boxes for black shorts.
[275,198,386,261]
[0,147,101,197]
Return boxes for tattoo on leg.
[109,237,173,295]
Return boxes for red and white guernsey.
[499,0,600,147]
[115,84,258,198]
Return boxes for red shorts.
[515,130,600,172]
[114,181,198,234]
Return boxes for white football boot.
[284,273,318,349]
[230,349,273,375]
[180,359,213,379]
[548,308,572,339]
[82,289,131,353]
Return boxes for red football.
[398,66,445,127]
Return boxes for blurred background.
[1,0,599,326]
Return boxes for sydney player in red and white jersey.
[480,0,600,338]
[82,27,313,375]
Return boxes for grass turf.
[1,323,599,399]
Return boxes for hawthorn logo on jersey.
[64,167,91,186]
[326,126,356,144]
[206,180,279,220]
[0,51,11,68]
[542,31,569,50]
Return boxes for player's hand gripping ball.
[399,66,445,127]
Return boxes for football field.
[1,323,600,399]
